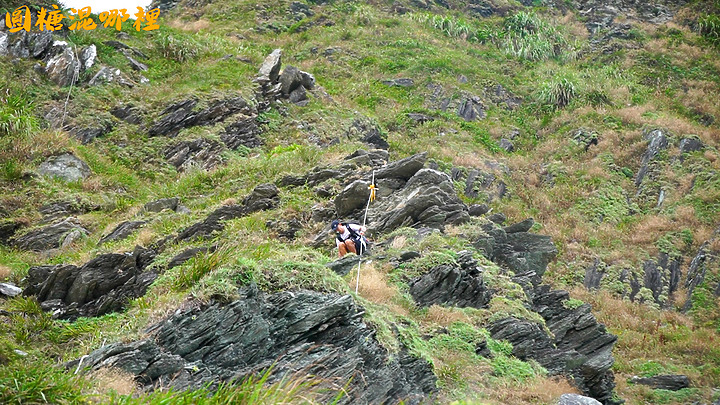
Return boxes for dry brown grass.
[352,262,398,306]
[486,376,580,404]
[390,235,408,250]
[625,215,673,248]
[0,265,11,280]
[87,367,138,397]
[135,228,157,246]
[423,305,471,327]
[221,197,238,206]
[167,18,211,33]
[570,288,720,388]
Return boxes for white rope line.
[356,170,375,294]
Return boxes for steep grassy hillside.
[1,0,719,404]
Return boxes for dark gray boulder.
[368,168,469,234]
[71,122,114,144]
[175,184,279,242]
[635,129,669,189]
[334,180,371,217]
[0,220,24,244]
[485,84,522,110]
[221,117,263,149]
[144,197,179,213]
[409,251,492,308]
[110,104,144,125]
[504,218,534,234]
[468,204,490,216]
[457,97,486,121]
[375,152,426,181]
[326,255,360,276]
[164,138,225,172]
[12,218,88,252]
[557,394,602,405]
[167,246,212,270]
[346,118,390,150]
[678,137,703,157]
[533,285,618,404]
[23,246,158,320]
[38,153,91,182]
[629,374,689,391]
[122,49,148,71]
[69,289,437,404]
[99,221,146,245]
[462,168,508,202]
[382,78,414,87]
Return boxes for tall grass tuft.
[537,78,578,110]
[0,94,37,139]
[154,32,201,62]
[112,366,345,404]
[410,13,493,43]
[498,12,574,61]
[698,14,720,45]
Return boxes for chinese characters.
[4,5,161,32]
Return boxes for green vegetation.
[1,0,720,404]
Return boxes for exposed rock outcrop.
[175,184,279,242]
[45,41,80,87]
[69,289,437,404]
[533,285,618,404]
[0,283,22,298]
[149,96,251,137]
[629,374,690,391]
[346,118,389,150]
[23,246,158,320]
[99,221,146,245]
[635,128,669,190]
[164,138,225,171]
[409,250,492,308]
[12,217,88,252]
[255,49,316,107]
[220,117,264,149]
[38,153,91,182]
[368,166,470,233]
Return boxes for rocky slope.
[2,0,720,404]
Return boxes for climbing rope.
[356,170,376,294]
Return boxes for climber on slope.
[331,219,368,258]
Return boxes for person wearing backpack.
[331,219,368,258]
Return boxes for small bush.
[0,94,37,138]
[698,14,720,45]
[537,78,578,110]
[498,12,574,61]
[154,32,201,62]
